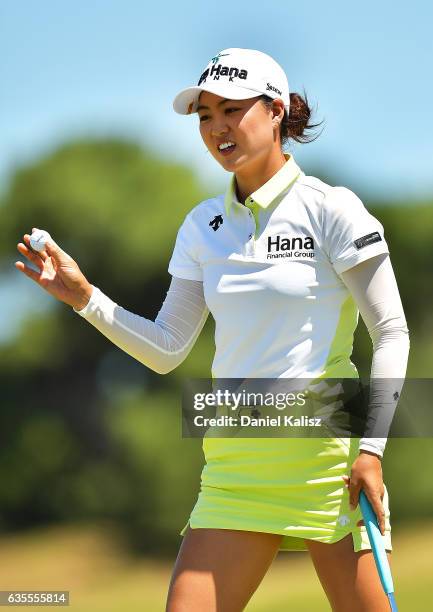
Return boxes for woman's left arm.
[339,253,410,532]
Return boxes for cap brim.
[173,82,263,115]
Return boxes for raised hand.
[15,229,93,311]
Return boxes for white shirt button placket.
[245,201,256,256]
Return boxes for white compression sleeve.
[73,277,209,374]
[340,253,410,457]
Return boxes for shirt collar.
[224,153,301,216]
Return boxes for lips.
[218,143,237,156]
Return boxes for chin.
[220,153,247,172]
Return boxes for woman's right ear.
[271,99,285,123]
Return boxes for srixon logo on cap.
[266,82,282,96]
[198,62,248,86]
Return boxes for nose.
[210,118,229,137]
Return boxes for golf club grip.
[359,490,395,595]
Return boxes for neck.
[235,149,287,204]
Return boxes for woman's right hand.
[15,229,93,311]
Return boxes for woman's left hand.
[342,450,386,535]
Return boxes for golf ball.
[30,229,52,252]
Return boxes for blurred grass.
[0,520,432,610]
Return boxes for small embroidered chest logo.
[209,215,223,231]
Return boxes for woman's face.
[197,91,282,174]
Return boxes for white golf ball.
[30,229,52,252]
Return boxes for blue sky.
[1,0,432,341]
[1,0,433,202]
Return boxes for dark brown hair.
[260,91,323,146]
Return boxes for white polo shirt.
[168,154,389,380]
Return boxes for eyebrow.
[196,98,233,112]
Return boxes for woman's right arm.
[15,231,209,374]
[73,278,208,374]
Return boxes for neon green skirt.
[181,436,392,552]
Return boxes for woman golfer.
[16,48,409,611]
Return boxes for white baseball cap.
[173,48,290,115]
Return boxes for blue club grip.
[359,490,396,607]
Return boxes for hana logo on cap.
[197,53,248,87]
[173,48,290,116]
